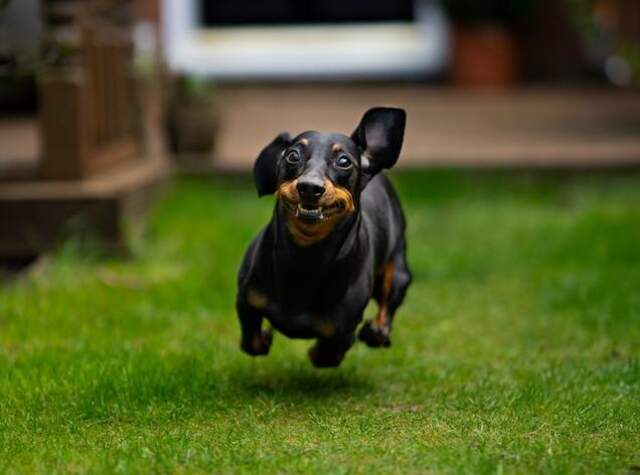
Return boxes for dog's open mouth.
[283,201,346,223]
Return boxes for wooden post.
[39,0,89,180]
[39,0,138,181]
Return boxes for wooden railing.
[39,0,140,180]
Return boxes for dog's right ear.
[253,133,291,197]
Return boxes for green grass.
[1,170,639,474]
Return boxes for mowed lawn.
[1,171,639,474]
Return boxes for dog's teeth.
[296,205,324,219]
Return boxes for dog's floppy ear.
[351,107,406,181]
[253,132,291,196]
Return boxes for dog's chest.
[264,248,366,338]
[273,258,349,302]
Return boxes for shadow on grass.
[231,363,374,400]
[70,350,375,422]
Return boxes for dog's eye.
[335,155,352,170]
[285,150,301,165]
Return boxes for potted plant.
[443,0,538,88]
[165,75,218,166]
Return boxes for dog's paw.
[358,320,391,348]
[240,329,273,356]
[308,345,345,368]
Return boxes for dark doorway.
[200,0,415,27]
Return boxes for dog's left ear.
[351,107,406,182]
[253,132,291,196]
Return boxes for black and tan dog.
[236,107,411,368]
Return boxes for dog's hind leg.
[358,243,411,348]
[237,290,273,356]
[308,333,355,368]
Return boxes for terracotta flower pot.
[452,25,519,88]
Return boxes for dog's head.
[253,107,406,246]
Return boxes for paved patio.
[2,86,640,179]
[0,117,40,181]
[213,85,640,170]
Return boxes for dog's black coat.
[237,107,411,367]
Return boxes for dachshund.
[236,107,411,367]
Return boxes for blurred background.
[0,0,639,265]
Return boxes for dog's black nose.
[297,178,325,201]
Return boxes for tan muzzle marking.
[276,178,355,246]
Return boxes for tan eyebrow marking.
[332,143,342,153]
[299,138,309,146]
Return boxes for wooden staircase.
[0,0,171,261]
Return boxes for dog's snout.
[297,178,325,201]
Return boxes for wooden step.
[0,157,172,258]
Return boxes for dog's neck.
[272,202,362,270]
[266,203,364,309]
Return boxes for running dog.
[237,107,411,367]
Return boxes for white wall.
[161,0,450,80]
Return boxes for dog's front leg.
[237,295,272,357]
[308,333,355,368]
